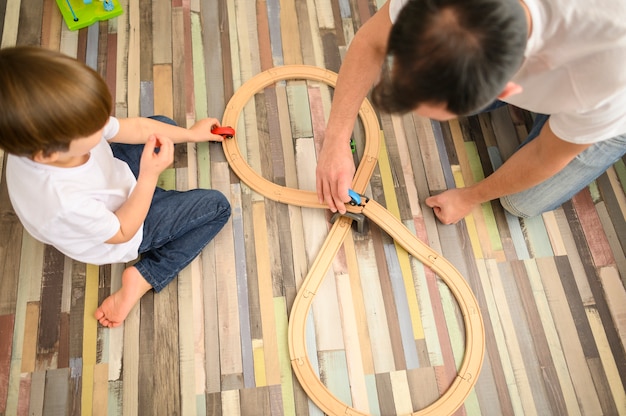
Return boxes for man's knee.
[499,195,540,218]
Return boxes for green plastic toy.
[55,0,123,31]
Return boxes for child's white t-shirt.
[6,117,143,265]
[388,0,626,144]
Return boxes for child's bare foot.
[94,266,152,328]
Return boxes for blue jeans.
[479,101,626,217]
[110,116,231,292]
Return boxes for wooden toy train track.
[220,65,485,415]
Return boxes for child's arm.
[110,117,224,145]
[105,134,174,244]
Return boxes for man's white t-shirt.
[388,0,626,144]
[7,117,143,265]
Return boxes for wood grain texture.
[1,1,625,415]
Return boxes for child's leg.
[98,116,228,327]
[134,188,231,291]
[110,142,143,178]
[110,115,177,178]
[94,184,230,327]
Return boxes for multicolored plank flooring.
[1,0,626,415]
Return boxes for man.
[315,0,626,224]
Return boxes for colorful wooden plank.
[488,105,520,162]
[92,363,108,415]
[2,2,626,415]
[571,189,616,268]
[152,283,181,414]
[411,115,447,192]
[153,64,174,118]
[0,0,20,47]
[251,201,281,386]
[0,314,14,414]
[273,297,296,415]
[585,305,626,412]
[473,259,515,416]
[151,0,172,64]
[510,260,568,414]
[536,257,603,415]
[229,184,255,389]
[334,270,370,413]
[211,161,243,383]
[595,201,626,285]
[484,259,537,415]
[563,200,626,389]
[391,115,422,218]
[42,368,70,415]
[523,259,581,416]
[342,234,375,376]
[318,350,353,408]
[200,217,221,394]
[279,0,303,65]
[178,263,199,416]
[553,207,594,304]
[125,0,140,118]
[389,370,413,415]
[294,136,344,352]
[354,237,395,374]
[598,266,626,353]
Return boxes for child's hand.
[139,134,174,179]
[190,118,224,142]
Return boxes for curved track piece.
[221,65,485,416]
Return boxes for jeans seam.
[500,195,531,218]
[145,204,228,250]
[134,261,164,292]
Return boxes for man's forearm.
[468,128,589,204]
[324,2,392,145]
[326,39,386,142]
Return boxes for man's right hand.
[314,1,392,214]
[316,138,355,214]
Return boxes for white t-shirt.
[388,0,626,144]
[6,117,143,265]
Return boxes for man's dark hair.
[371,0,528,116]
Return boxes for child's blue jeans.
[110,116,231,292]
[478,102,626,217]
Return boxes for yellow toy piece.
[55,0,123,31]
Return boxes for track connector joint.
[330,211,366,234]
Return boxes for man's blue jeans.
[110,116,231,292]
[479,101,626,217]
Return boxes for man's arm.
[110,117,223,145]
[316,1,393,214]
[425,120,591,224]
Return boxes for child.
[0,46,231,328]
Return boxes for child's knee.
[203,189,231,220]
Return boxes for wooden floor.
[1,0,626,415]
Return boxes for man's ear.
[32,150,58,164]
[497,82,523,99]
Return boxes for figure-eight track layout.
[219,65,485,416]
